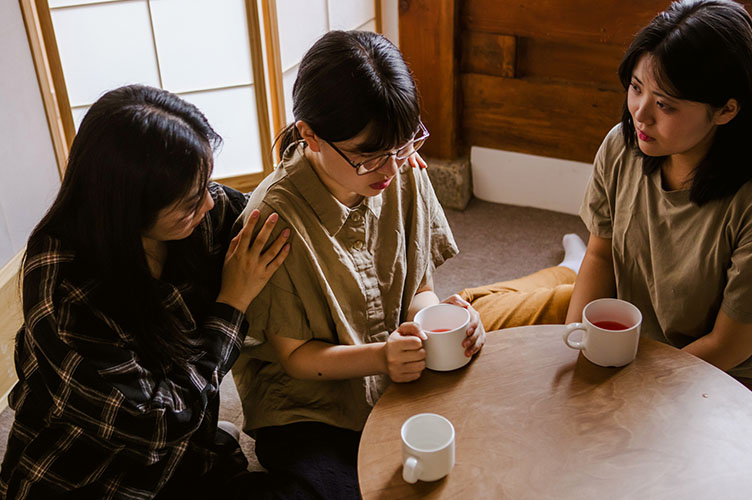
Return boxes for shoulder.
[208,182,248,219]
[596,124,631,163]
[240,159,310,228]
[22,234,78,323]
[394,163,443,216]
[24,233,76,278]
[727,180,752,224]
[393,162,431,197]
[593,124,641,183]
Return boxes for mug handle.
[563,323,587,350]
[402,456,421,484]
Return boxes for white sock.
[558,233,586,274]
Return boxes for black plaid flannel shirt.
[0,184,250,499]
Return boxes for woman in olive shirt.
[460,0,752,386]
[233,31,486,498]
[568,0,752,381]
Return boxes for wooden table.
[358,325,752,499]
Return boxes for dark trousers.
[155,426,275,500]
[253,422,363,500]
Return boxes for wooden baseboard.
[0,250,24,406]
[0,385,13,413]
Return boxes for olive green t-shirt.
[232,143,458,433]
[580,125,752,379]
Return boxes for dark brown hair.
[619,0,752,205]
[278,30,420,157]
[28,84,221,372]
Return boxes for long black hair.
[278,30,420,156]
[618,0,752,205]
[28,84,221,372]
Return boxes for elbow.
[278,360,307,380]
[276,349,315,380]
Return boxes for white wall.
[0,1,61,268]
[471,147,593,215]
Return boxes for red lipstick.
[369,178,392,190]
[637,130,654,142]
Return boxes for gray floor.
[0,198,588,470]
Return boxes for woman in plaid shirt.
[0,85,289,499]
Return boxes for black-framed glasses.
[326,122,430,176]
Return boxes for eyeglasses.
[326,122,430,176]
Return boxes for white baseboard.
[470,146,594,215]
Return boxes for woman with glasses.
[231,30,486,498]
[0,85,291,498]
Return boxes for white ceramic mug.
[401,413,455,483]
[562,298,642,367]
[414,304,471,371]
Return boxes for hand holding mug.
[442,295,486,357]
[384,322,427,383]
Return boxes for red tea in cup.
[429,328,451,333]
[592,320,630,331]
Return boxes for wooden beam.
[245,0,274,176]
[399,0,460,160]
[19,0,74,178]
[215,171,267,194]
[260,0,286,163]
[374,0,382,33]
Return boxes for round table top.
[357,325,752,500]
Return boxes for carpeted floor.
[0,198,588,471]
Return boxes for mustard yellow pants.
[458,266,576,331]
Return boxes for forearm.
[682,335,752,371]
[682,311,752,371]
[406,290,440,321]
[565,250,616,323]
[283,340,387,380]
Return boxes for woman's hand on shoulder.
[442,294,486,357]
[384,322,427,383]
[216,209,290,312]
[408,152,427,170]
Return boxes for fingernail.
[282,229,290,237]
[251,210,259,219]
[270,213,278,222]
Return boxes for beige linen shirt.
[232,142,458,433]
[581,125,752,379]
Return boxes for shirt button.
[352,212,363,223]
[353,240,364,250]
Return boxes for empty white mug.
[563,298,642,367]
[415,304,471,371]
[401,413,455,483]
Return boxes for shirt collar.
[285,142,383,236]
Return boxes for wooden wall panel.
[457,1,661,163]
[515,38,625,89]
[462,74,622,163]
[462,0,665,45]
[399,0,460,159]
[461,31,517,79]
[400,1,752,163]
